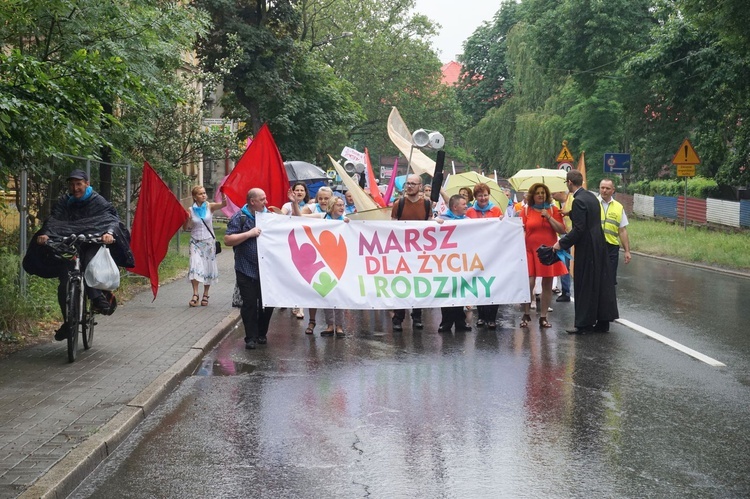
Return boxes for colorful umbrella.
[509,168,568,193]
[444,171,509,213]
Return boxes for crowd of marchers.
[184,171,631,350]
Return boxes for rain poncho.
[23,191,134,278]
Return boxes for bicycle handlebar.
[46,233,113,259]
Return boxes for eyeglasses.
[405,182,421,187]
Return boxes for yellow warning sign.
[556,141,574,163]
[671,138,701,165]
[677,165,696,177]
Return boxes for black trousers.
[393,308,422,323]
[606,243,620,285]
[440,306,466,328]
[57,244,104,322]
[477,304,499,322]
[236,271,274,343]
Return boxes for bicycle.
[47,234,113,362]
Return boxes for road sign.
[556,141,574,163]
[671,138,700,165]
[557,162,573,172]
[603,153,631,173]
[676,165,696,177]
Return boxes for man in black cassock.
[553,170,618,334]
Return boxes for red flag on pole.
[364,148,387,207]
[221,123,289,210]
[128,162,188,299]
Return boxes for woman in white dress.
[184,186,226,307]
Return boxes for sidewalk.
[0,252,241,499]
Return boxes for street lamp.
[310,31,354,50]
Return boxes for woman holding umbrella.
[466,182,503,328]
[520,183,568,329]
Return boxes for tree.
[0,0,211,189]
[457,1,520,125]
[298,0,469,162]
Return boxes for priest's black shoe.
[245,341,256,350]
[455,323,472,332]
[256,336,267,344]
[593,321,610,332]
[437,323,452,332]
[566,326,593,335]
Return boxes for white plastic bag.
[84,246,120,291]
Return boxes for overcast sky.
[413,0,501,62]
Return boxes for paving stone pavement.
[0,252,241,499]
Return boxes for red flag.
[364,148,387,207]
[221,123,289,210]
[128,162,188,299]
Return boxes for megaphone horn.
[344,161,356,174]
[412,129,429,148]
[428,132,445,150]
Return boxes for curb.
[18,310,241,499]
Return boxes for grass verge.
[628,217,750,271]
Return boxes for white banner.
[257,214,529,309]
[340,146,365,164]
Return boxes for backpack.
[396,197,431,221]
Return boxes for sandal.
[539,317,552,328]
[487,321,496,328]
[321,326,334,337]
[335,328,346,338]
[305,321,316,335]
[520,314,531,328]
[201,294,210,306]
[189,294,199,307]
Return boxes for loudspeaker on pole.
[431,150,445,203]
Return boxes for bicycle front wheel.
[82,294,95,350]
[67,280,81,363]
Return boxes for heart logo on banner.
[288,231,325,284]
[312,272,337,297]
[288,226,348,297]
[303,226,347,280]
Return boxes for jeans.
[560,260,571,296]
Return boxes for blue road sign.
[603,153,631,173]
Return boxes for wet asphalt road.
[72,256,750,498]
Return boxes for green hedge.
[624,176,719,199]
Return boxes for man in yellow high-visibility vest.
[598,179,631,284]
